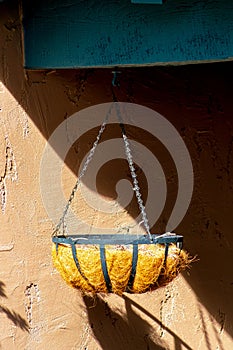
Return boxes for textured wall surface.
[1,1,233,349]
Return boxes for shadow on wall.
[1,0,233,343]
[83,294,166,350]
[123,294,193,350]
[83,294,225,350]
[0,281,7,298]
[0,281,29,332]
[83,294,194,350]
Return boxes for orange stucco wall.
[0,2,233,349]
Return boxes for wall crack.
[0,136,17,213]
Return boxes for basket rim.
[52,233,183,247]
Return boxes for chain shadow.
[123,295,193,350]
[0,305,29,332]
[0,281,29,332]
[83,294,167,350]
[0,281,7,298]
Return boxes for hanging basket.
[51,90,194,294]
[52,233,191,295]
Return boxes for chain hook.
[112,69,121,87]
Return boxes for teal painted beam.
[22,0,233,68]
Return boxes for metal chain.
[53,98,152,240]
[121,133,152,239]
[53,105,112,236]
[114,103,152,241]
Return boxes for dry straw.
[52,242,192,295]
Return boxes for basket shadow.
[83,294,167,350]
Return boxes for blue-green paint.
[22,0,233,68]
[131,1,164,4]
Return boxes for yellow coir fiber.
[156,246,192,288]
[131,244,165,293]
[105,246,133,294]
[52,244,107,293]
[52,243,191,294]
